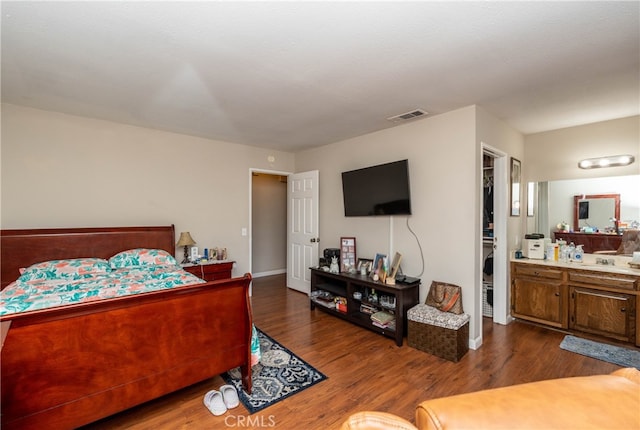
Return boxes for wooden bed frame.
[0,225,252,430]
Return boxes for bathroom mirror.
[527,175,639,238]
[573,193,620,232]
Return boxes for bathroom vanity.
[511,256,640,346]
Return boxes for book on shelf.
[360,303,377,314]
[371,311,394,325]
[372,320,395,330]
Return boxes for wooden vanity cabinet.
[512,261,639,346]
[511,263,567,328]
[567,270,637,344]
[570,287,635,343]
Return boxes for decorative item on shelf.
[369,288,378,304]
[334,297,347,313]
[176,231,196,264]
[329,256,340,273]
[380,295,396,309]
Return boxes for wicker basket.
[482,282,493,317]
[407,304,469,362]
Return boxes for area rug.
[560,335,640,369]
[223,329,327,414]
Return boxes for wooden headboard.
[1,225,175,289]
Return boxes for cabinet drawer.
[568,271,637,291]
[513,264,563,280]
[183,262,233,281]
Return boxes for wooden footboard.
[0,225,253,430]
[1,275,253,430]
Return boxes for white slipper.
[220,384,240,409]
[203,389,227,416]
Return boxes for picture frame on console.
[372,253,387,282]
[389,252,403,280]
[356,258,373,274]
[340,237,357,273]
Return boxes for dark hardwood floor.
[85,274,620,429]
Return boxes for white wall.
[1,104,296,276]
[295,105,524,346]
[524,116,639,183]
[524,116,640,238]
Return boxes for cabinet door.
[570,287,635,342]
[512,278,565,328]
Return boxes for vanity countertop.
[511,254,639,276]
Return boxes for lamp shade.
[176,231,196,247]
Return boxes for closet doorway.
[482,152,495,324]
[480,144,509,328]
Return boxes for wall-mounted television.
[341,159,412,217]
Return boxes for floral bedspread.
[0,265,205,316]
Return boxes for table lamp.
[176,232,196,264]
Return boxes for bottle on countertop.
[573,245,584,263]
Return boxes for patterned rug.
[560,335,640,369]
[223,329,327,414]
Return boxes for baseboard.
[252,269,286,278]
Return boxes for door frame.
[248,168,292,287]
[480,144,509,336]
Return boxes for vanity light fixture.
[578,154,635,169]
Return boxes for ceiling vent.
[386,109,429,123]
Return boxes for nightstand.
[182,261,234,281]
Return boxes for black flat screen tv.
[341,159,412,217]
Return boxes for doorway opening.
[480,144,509,336]
[482,152,495,325]
[250,170,289,279]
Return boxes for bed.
[0,225,253,430]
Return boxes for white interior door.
[287,170,319,294]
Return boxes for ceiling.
[2,1,638,152]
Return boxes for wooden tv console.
[310,268,419,346]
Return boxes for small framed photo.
[372,253,387,281]
[356,258,373,274]
[389,252,403,280]
[510,157,521,217]
[340,237,357,272]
